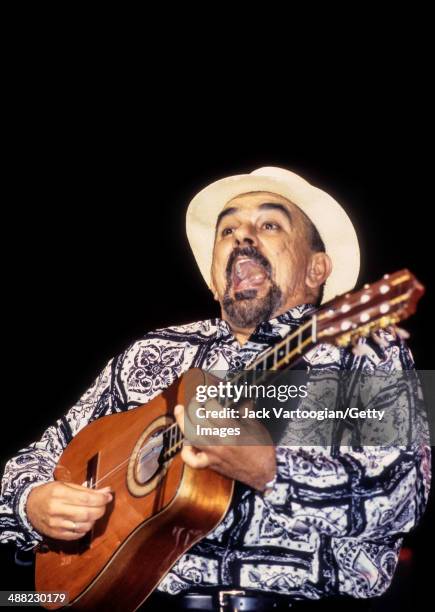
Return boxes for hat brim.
[186,172,360,304]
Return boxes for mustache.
[225,246,272,282]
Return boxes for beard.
[223,284,283,328]
[222,246,283,329]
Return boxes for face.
[210,191,331,330]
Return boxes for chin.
[223,282,283,329]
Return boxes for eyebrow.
[258,202,292,224]
[215,202,292,231]
[216,206,238,230]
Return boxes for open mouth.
[232,257,269,292]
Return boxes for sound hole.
[134,428,165,485]
[127,415,173,497]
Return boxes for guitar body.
[35,369,234,611]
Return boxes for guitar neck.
[229,311,318,386]
[164,268,425,457]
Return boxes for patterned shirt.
[0,304,431,600]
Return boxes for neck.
[233,326,255,346]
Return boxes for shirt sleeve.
[0,328,194,552]
[0,356,117,551]
[261,329,431,542]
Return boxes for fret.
[272,349,277,370]
[297,327,303,353]
[285,336,292,359]
[163,428,170,450]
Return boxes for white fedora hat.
[186,166,360,304]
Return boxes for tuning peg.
[394,326,410,340]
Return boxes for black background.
[1,78,433,610]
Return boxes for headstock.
[316,269,425,347]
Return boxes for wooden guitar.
[35,270,424,610]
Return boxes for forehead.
[222,191,298,215]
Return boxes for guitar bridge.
[79,453,99,549]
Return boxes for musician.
[1,167,430,611]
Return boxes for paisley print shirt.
[0,304,431,600]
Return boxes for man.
[0,167,430,611]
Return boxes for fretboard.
[228,311,318,387]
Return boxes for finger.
[61,482,112,494]
[58,482,113,507]
[181,444,210,469]
[48,517,94,535]
[56,503,108,524]
[49,529,87,541]
[66,520,93,534]
[62,481,113,497]
[50,526,91,541]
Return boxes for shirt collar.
[214,303,317,344]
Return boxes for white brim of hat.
[186,167,360,304]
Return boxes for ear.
[305,252,332,290]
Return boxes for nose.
[232,223,258,247]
